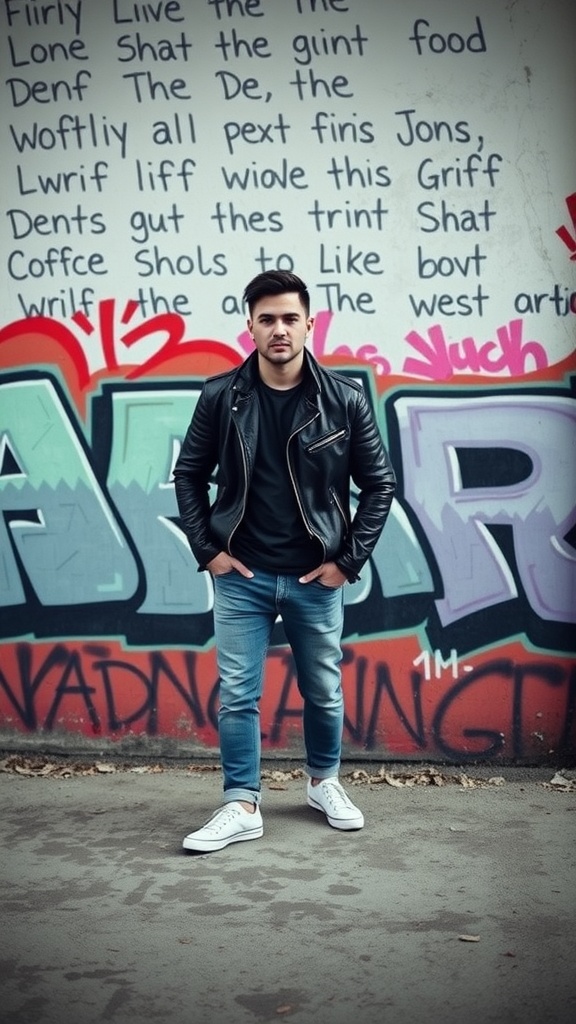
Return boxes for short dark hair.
[243,271,310,317]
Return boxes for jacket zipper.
[227,393,250,553]
[307,428,346,453]
[286,411,326,560]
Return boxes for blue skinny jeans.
[212,569,345,805]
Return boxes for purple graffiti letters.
[395,391,576,625]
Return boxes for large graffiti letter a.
[0,376,139,624]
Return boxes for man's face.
[247,292,314,368]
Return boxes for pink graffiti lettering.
[402,319,549,381]
[238,309,391,375]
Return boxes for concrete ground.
[0,759,575,1024]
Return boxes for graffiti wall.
[1,0,574,762]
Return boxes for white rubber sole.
[307,794,364,831]
[182,824,264,852]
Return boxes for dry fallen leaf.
[383,774,405,788]
[0,756,565,796]
[358,766,509,789]
[542,772,576,792]
[262,769,305,782]
[459,775,477,788]
[458,934,480,943]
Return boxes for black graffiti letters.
[395,109,472,147]
[409,17,487,56]
[222,113,291,155]
[7,69,92,106]
[7,35,88,67]
[1,644,573,761]
[291,23,368,65]
[113,0,185,25]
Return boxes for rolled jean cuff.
[305,763,340,781]
[223,788,262,806]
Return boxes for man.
[174,271,395,852]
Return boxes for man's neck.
[258,354,304,390]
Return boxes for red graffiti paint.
[0,304,241,415]
[72,297,242,378]
[0,639,573,762]
[0,316,91,388]
[556,192,576,260]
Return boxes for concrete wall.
[0,0,574,762]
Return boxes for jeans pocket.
[313,579,342,591]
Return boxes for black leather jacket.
[174,349,396,581]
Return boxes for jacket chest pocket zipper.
[307,428,346,454]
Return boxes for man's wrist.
[335,560,358,583]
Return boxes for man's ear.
[306,316,315,334]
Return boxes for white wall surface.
[1,0,574,374]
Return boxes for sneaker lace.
[204,804,241,834]
[321,780,352,811]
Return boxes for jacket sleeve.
[335,390,396,582]
[173,386,222,570]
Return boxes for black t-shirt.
[231,379,323,574]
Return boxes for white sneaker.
[307,777,364,831]
[183,802,263,852]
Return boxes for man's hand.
[207,552,254,578]
[298,561,347,587]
